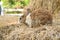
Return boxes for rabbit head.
[19,8,31,25]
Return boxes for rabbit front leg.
[25,13,32,28]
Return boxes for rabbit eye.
[20,18,22,20]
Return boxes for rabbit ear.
[26,12,30,16]
[26,8,31,15]
[23,8,31,16]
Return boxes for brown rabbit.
[19,8,53,28]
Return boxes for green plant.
[2,0,30,8]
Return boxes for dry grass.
[0,23,60,40]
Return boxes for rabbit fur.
[19,8,53,28]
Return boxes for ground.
[0,14,60,40]
[0,15,19,27]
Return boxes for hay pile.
[0,24,60,40]
[24,0,60,14]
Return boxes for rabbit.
[19,8,53,28]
